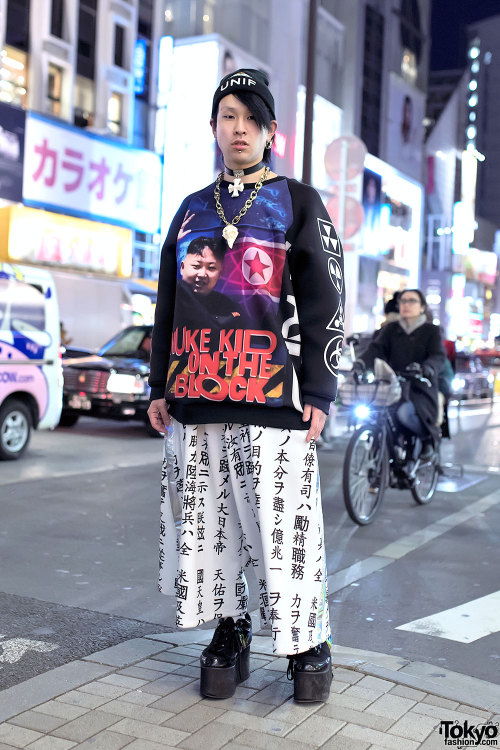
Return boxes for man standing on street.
[147,68,345,702]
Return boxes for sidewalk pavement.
[1,628,499,750]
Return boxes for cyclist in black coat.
[356,289,446,456]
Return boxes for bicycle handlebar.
[397,372,432,388]
[352,371,431,388]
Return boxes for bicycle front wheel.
[411,451,439,504]
[343,426,388,525]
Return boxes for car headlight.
[487,373,494,384]
[107,373,146,394]
[451,377,466,392]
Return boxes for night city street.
[3,0,500,746]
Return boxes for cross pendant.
[228,174,244,197]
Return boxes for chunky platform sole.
[200,644,250,699]
[293,666,333,703]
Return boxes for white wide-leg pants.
[159,418,331,655]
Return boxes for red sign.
[272,131,287,159]
[324,135,366,182]
[326,196,364,241]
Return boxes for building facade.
[320,0,431,332]
[0,0,434,339]
[0,0,162,145]
[0,0,164,346]
[465,14,500,229]
[423,19,500,345]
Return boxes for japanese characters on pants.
[159,420,331,656]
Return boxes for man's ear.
[210,118,217,138]
[268,120,278,138]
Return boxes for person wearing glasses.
[354,289,446,459]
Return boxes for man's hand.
[147,398,171,434]
[178,210,194,240]
[351,360,365,383]
[404,361,422,376]
[422,363,434,379]
[303,404,327,443]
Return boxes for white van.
[0,263,62,459]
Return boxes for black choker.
[225,161,265,176]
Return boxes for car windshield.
[0,277,45,332]
[456,355,484,374]
[99,327,152,358]
[455,356,471,373]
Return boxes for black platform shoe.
[287,641,333,702]
[200,613,252,698]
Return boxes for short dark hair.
[400,288,427,309]
[384,292,400,315]
[186,236,225,263]
[212,91,274,164]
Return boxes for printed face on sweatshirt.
[180,248,223,295]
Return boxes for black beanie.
[212,68,276,120]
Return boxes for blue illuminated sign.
[134,39,147,95]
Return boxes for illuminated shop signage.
[272,131,287,159]
[134,39,148,95]
[23,113,162,233]
[453,247,498,286]
[2,205,133,276]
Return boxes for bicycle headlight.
[354,404,371,420]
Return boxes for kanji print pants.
[159,418,331,656]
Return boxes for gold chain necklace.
[214,167,270,248]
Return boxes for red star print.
[245,250,271,280]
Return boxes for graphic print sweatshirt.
[149,176,345,430]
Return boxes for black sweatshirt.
[149,176,345,430]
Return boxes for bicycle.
[339,365,441,525]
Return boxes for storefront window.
[138,0,153,38]
[107,92,123,135]
[51,0,64,39]
[163,0,270,62]
[114,24,126,68]
[77,0,97,79]
[47,63,63,116]
[6,0,30,51]
[362,5,384,157]
[355,154,423,331]
[0,47,28,107]
[74,75,95,129]
[133,234,161,280]
[401,48,417,84]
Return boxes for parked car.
[450,352,494,401]
[475,348,500,396]
[60,325,157,436]
[0,263,63,459]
